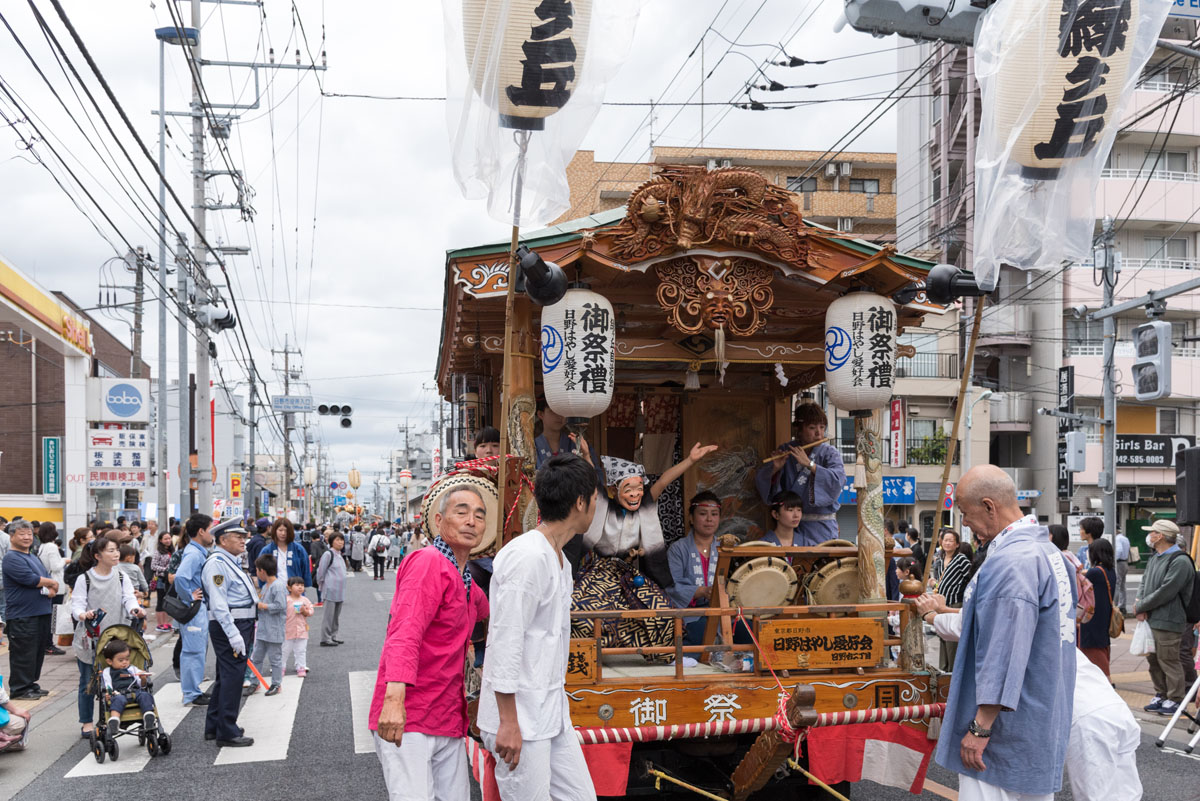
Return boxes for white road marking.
[65,681,207,777]
[373,592,385,602]
[1162,746,1200,761]
[348,670,377,754]
[214,674,304,765]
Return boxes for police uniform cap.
[210,519,249,542]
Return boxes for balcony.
[1095,168,1200,226]
[803,190,897,220]
[833,438,960,466]
[1066,262,1200,312]
[978,304,1033,346]
[896,352,959,379]
[1100,167,1200,184]
[990,392,1034,432]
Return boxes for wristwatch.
[967,719,992,738]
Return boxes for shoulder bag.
[1099,569,1123,638]
[164,575,202,624]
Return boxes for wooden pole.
[855,410,886,605]
[924,297,986,582]
[496,131,532,545]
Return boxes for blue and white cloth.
[433,536,471,600]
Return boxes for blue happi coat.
[935,516,1076,795]
[666,532,719,624]
[754,441,844,545]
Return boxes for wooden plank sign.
[758,618,884,669]
[566,639,597,683]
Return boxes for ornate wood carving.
[608,166,811,269]
[655,256,775,337]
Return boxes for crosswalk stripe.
[348,670,377,754]
[373,592,385,602]
[65,681,207,778]
[214,675,304,765]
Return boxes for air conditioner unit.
[707,158,718,170]
[721,158,732,169]
[825,163,839,178]
[1137,486,1157,501]
[707,158,733,170]
[840,162,853,176]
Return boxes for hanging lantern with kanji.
[824,293,897,413]
[540,288,615,418]
[462,0,591,131]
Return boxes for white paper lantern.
[989,0,1138,179]
[462,0,592,131]
[825,293,896,413]
[540,288,614,418]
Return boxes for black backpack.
[1166,552,1200,625]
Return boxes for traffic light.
[840,0,985,47]
[318,403,353,429]
[1063,431,1086,472]
[1131,321,1171,401]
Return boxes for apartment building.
[896,19,1200,549]
[560,146,978,539]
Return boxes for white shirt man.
[479,454,599,801]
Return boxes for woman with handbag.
[1079,538,1119,677]
[69,537,144,738]
[36,523,66,657]
[150,530,175,632]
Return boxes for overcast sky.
[0,0,899,485]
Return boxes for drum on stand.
[804,557,860,612]
[727,543,799,614]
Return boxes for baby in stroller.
[90,623,171,762]
[100,639,155,738]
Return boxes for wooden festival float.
[435,166,952,799]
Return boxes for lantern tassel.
[714,326,727,385]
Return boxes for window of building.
[1065,317,1102,349]
[907,418,937,441]
[786,176,817,193]
[1144,236,1188,260]
[931,170,941,204]
[1160,408,1178,435]
[849,178,879,195]
[931,90,941,125]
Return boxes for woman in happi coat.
[570,440,717,650]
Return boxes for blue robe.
[935,517,1076,795]
[666,532,719,623]
[754,441,844,545]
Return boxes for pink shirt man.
[368,546,489,737]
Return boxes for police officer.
[174,513,213,707]
[202,519,257,747]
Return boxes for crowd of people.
[0,511,423,753]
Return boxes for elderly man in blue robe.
[936,464,1076,801]
[666,491,723,646]
[755,404,844,545]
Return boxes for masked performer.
[570,440,717,649]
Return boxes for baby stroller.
[88,622,172,763]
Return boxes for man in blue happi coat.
[938,465,1075,801]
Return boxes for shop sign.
[61,312,92,354]
[230,472,243,500]
[88,469,147,489]
[43,436,61,501]
[837,476,916,506]
[86,378,151,423]
[759,618,884,669]
[89,449,148,469]
[1115,435,1195,467]
[889,398,906,468]
[87,428,148,449]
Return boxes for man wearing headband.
[667,492,723,646]
[755,404,844,545]
[201,520,258,747]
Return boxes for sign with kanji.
[565,639,596,684]
[88,469,148,489]
[758,617,884,669]
[889,398,906,468]
[43,436,61,501]
[89,449,148,469]
[836,476,915,506]
[87,427,149,450]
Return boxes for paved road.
[3,564,1198,800]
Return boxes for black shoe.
[332,638,345,644]
[205,731,217,741]
[189,693,212,706]
[13,690,47,700]
[107,718,119,738]
[217,736,254,747]
[265,684,281,697]
[319,641,337,647]
[45,646,65,656]
[143,711,157,732]
[242,684,258,697]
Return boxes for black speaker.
[1176,446,1200,526]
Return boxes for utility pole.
[1100,217,1117,546]
[176,235,191,519]
[273,336,302,519]
[129,247,146,378]
[247,385,257,517]
[157,29,170,526]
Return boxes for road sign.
[43,436,61,501]
[230,472,243,500]
[1016,489,1042,501]
[941,482,955,511]
[271,395,314,413]
[334,495,347,506]
[329,481,339,490]
[339,481,347,490]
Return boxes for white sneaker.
[1158,700,1180,716]
[682,656,699,668]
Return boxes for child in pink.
[283,576,314,676]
